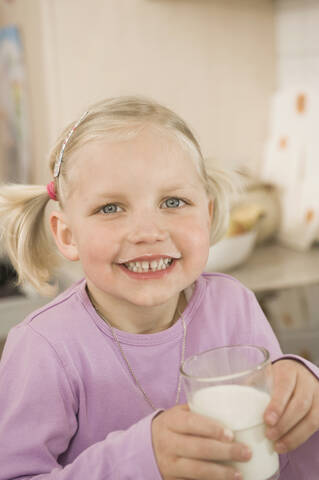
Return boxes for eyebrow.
[92,184,199,200]
[161,184,201,194]
[93,192,127,201]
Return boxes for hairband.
[53,110,89,178]
[47,110,89,202]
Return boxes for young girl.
[0,96,318,480]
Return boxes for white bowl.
[205,230,257,272]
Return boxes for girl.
[0,96,318,480]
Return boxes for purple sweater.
[0,273,318,479]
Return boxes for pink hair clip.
[46,181,57,201]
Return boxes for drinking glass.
[180,345,279,480]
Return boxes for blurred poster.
[261,88,319,250]
[0,25,30,183]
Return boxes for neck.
[86,285,186,334]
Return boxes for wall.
[0,0,51,183]
[0,0,275,184]
[275,0,319,88]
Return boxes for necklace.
[87,289,187,411]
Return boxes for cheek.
[75,229,119,266]
[177,219,210,278]
[180,215,211,254]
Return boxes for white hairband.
[53,111,89,178]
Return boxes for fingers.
[167,457,242,480]
[266,380,313,444]
[172,404,234,443]
[273,398,319,454]
[264,361,297,427]
[264,361,319,453]
[172,431,251,463]
[266,377,319,452]
[152,405,248,480]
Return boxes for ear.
[49,210,80,261]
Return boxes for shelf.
[225,243,319,293]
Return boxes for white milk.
[190,385,279,480]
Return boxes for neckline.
[79,275,205,346]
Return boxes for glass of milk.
[180,345,279,480]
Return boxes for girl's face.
[55,127,213,308]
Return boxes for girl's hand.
[264,359,319,454]
[151,404,251,480]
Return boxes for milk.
[190,385,279,480]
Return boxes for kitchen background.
[0,0,319,363]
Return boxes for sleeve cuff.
[272,354,319,380]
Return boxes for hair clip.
[46,181,57,201]
[54,110,89,178]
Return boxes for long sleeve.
[0,325,162,480]
[245,290,319,480]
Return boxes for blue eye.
[162,197,186,209]
[100,204,122,214]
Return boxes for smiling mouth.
[122,257,174,273]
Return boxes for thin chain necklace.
[87,289,187,411]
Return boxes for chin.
[124,290,178,307]
[129,296,170,308]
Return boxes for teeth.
[124,258,173,273]
[142,261,149,272]
[150,260,158,272]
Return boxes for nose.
[126,214,169,244]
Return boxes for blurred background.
[1,0,319,363]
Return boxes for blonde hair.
[0,96,238,295]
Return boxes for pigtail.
[205,162,243,245]
[0,184,60,296]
